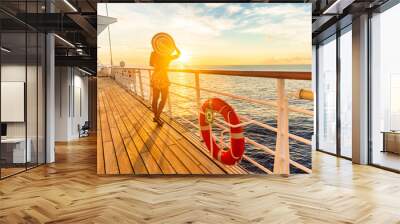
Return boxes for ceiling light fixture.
[323,0,354,15]
[78,68,93,76]
[54,34,75,48]
[63,0,78,12]
[1,47,11,53]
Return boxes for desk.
[1,138,31,163]
[382,131,400,154]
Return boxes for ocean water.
[142,64,313,174]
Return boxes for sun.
[176,49,191,64]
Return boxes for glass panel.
[26,0,38,169]
[38,32,45,165]
[1,30,27,178]
[0,1,46,178]
[339,28,352,158]
[27,31,38,169]
[317,36,337,154]
[371,4,400,171]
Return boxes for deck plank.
[98,92,119,174]
[105,91,148,174]
[161,111,248,174]
[106,89,161,175]
[116,86,220,174]
[103,81,162,175]
[165,116,247,174]
[109,87,171,174]
[96,100,105,174]
[115,89,200,174]
[116,85,231,175]
[120,111,163,175]
[114,87,228,174]
[110,87,181,174]
[102,92,134,174]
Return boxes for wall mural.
[96,3,313,175]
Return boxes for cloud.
[247,4,309,17]
[98,3,311,66]
[204,3,227,8]
[225,4,242,15]
[239,4,311,47]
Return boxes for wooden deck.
[97,77,247,175]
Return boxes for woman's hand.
[175,48,181,57]
[172,48,181,60]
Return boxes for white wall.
[70,72,89,138]
[1,64,28,138]
[55,66,70,141]
[54,67,89,141]
[1,63,46,164]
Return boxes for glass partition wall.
[317,35,337,155]
[316,1,400,171]
[316,26,353,159]
[370,3,400,172]
[339,26,352,159]
[0,2,46,179]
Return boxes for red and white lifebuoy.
[199,98,245,165]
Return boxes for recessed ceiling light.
[63,0,78,12]
[78,68,93,76]
[1,47,11,53]
[54,34,75,48]
[323,0,354,15]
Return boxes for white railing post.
[138,70,144,99]
[195,72,201,137]
[128,70,132,90]
[148,69,153,104]
[133,69,137,94]
[128,69,133,91]
[273,79,290,175]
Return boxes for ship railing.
[108,66,313,174]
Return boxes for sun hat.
[151,32,176,56]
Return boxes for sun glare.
[177,50,191,64]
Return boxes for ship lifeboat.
[199,98,245,165]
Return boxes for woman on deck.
[149,46,180,126]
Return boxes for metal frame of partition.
[0,0,47,180]
[108,67,314,174]
[0,18,2,179]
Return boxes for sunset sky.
[98,3,311,67]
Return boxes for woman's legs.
[152,88,160,117]
[155,87,169,121]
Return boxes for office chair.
[79,121,90,138]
